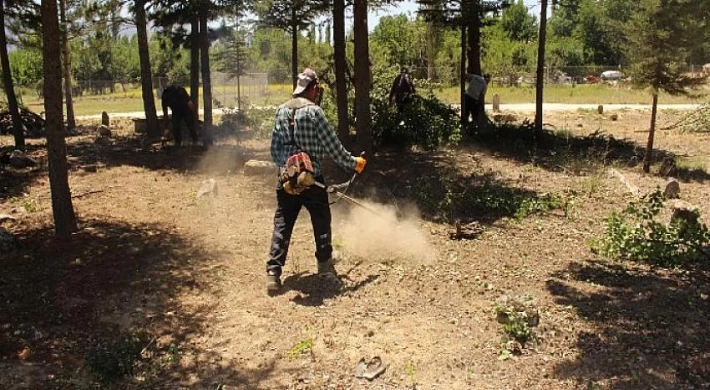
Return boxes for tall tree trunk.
[534,0,548,136]
[59,0,75,131]
[466,1,481,76]
[199,2,212,144]
[0,0,25,150]
[41,0,78,236]
[135,0,159,139]
[426,21,436,82]
[190,14,200,129]
[460,24,467,125]
[353,0,371,155]
[333,0,349,143]
[291,13,298,90]
[643,93,659,173]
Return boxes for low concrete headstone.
[244,160,278,176]
[197,178,218,198]
[664,178,680,199]
[492,94,501,112]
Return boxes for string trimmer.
[312,153,383,216]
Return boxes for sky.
[364,0,544,32]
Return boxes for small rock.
[197,178,218,198]
[97,124,112,137]
[663,178,680,199]
[492,113,518,123]
[244,160,278,176]
[610,113,619,121]
[8,150,37,169]
[658,156,678,177]
[577,123,583,128]
[94,134,111,145]
[0,214,17,225]
[0,227,18,255]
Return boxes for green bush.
[86,333,145,384]
[216,105,274,140]
[591,190,710,266]
[370,68,461,150]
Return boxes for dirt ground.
[1,108,709,390]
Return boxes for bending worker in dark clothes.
[161,85,198,146]
[388,67,416,113]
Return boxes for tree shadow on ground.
[337,148,557,225]
[0,144,47,203]
[0,219,287,389]
[466,120,710,182]
[66,133,269,175]
[546,260,710,389]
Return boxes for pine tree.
[625,0,705,173]
[42,0,78,236]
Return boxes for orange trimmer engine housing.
[281,152,315,195]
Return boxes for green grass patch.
[8,82,704,118]
[434,84,705,105]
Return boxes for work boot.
[317,259,342,288]
[317,259,337,276]
[266,270,281,295]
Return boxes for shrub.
[591,190,710,266]
[86,333,146,384]
[370,68,461,150]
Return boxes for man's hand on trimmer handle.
[354,152,367,174]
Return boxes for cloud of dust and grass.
[196,144,246,174]
[334,200,437,264]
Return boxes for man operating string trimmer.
[266,68,367,294]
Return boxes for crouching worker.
[266,68,367,294]
[464,73,491,124]
[161,85,198,146]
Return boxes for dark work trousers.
[266,179,332,276]
[171,110,198,146]
[463,94,482,124]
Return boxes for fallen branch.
[72,189,104,199]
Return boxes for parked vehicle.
[601,70,624,81]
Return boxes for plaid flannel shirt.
[271,100,356,177]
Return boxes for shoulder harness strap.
[284,97,314,147]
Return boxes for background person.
[388,67,416,113]
[464,73,491,124]
[161,85,198,146]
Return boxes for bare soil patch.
[1,108,708,389]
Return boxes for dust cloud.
[196,144,245,174]
[333,200,437,264]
